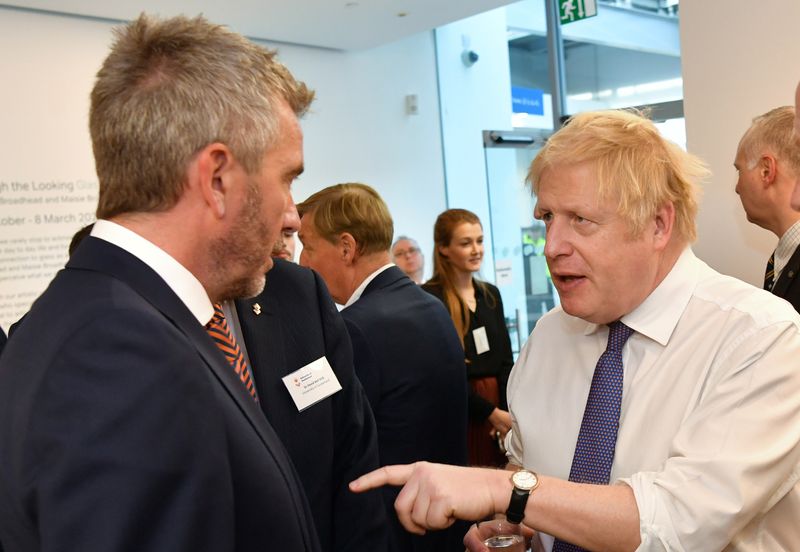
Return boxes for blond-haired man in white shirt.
[351,109,800,552]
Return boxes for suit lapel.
[235,294,289,403]
[772,245,800,296]
[68,238,281,454]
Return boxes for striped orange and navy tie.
[205,303,259,402]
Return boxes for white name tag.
[282,356,342,412]
[473,326,490,355]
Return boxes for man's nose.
[543,220,571,259]
[282,196,300,233]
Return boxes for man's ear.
[760,154,778,186]
[340,232,357,264]
[194,143,234,219]
[653,201,676,250]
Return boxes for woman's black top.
[422,281,514,421]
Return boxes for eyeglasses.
[393,247,420,257]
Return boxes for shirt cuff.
[616,473,676,552]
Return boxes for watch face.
[512,470,539,491]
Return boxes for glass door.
[483,129,558,356]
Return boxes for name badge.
[282,356,342,412]
[473,326,490,355]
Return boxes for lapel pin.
[252,303,262,315]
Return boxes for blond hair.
[739,106,800,175]
[297,183,393,255]
[91,13,314,219]
[528,109,708,243]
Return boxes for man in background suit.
[391,235,424,284]
[272,226,298,261]
[0,326,6,357]
[297,183,469,552]
[222,208,388,551]
[735,106,800,311]
[0,14,322,551]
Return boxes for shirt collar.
[91,219,215,325]
[584,247,699,347]
[343,263,395,308]
[774,219,800,276]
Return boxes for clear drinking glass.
[476,517,526,552]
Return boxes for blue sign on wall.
[511,86,544,116]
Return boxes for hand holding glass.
[476,517,525,551]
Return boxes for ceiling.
[2,0,518,50]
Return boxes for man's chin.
[244,270,269,298]
[247,278,267,298]
[244,257,275,296]
[219,271,268,302]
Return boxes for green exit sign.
[559,0,598,25]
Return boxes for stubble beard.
[209,183,274,301]
[270,238,286,257]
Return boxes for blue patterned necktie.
[552,321,634,552]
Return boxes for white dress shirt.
[772,219,800,284]
[91,219,214,325]
[506,248,800,551]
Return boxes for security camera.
[461,50,479,67]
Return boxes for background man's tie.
[205,303,259,402]
[552,321,634,552]
[764,252,775,291]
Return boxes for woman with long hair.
[422,208,514,467]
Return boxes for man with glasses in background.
[392,235,425,284]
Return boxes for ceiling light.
[616,86,636,97]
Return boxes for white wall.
[681,1,800,285]
[278,30,446,278]
[435,7,515,280]
[0,7,446,327]
[0,9,106,328]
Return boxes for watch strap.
[505,487,529,524]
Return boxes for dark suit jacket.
[771,245,800,314]
[341,266,469,552]
[234,259,387,552]
[0,326,5,357]
[0,237,321,552]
